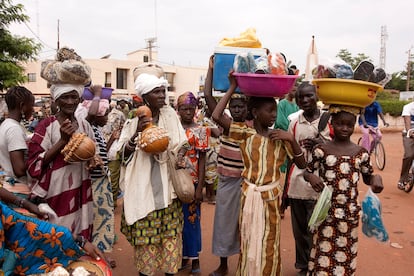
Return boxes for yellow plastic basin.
[312,78,383,108]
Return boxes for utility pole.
[57,19,60,50]
[145,37,157,62]
[407,47,413,91]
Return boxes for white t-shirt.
[401,101,414,129]
[287,111,332,200]
[0,118,28,180]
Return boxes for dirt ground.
[108,131,414,276]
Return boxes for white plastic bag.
[308,185,332,231]
[361,187,389,242]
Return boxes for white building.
[21,49,207,106]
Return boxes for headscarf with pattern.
[177,91,198,107]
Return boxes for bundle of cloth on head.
[134,73,168,97]
[328,104,361,116]
[40,47,91,100]
[177,91,198,107]
[133,63,164,80]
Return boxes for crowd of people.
[2,48,410,276]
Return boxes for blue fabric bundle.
[361,188,389,242]
[233,52,256,73]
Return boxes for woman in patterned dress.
[304,106,384,276]
[177,92,210,275]
[212,73,307,276]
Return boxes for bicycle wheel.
[374,141,386,170]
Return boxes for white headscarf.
[134,73,168,97]
[50,83,83,100]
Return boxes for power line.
[23,22,56,51]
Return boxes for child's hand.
[111,129,121,140]
[269,129,293,142]
[307,173,325,193]
[83,241,106,261]
[228,70,237,88]
[370,174,384,193]
[89,85,103,98]
[195,186,203,204]
[208,55,214,70]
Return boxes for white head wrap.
[50,83,83,101]
[134,73,168,97]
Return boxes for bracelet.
[75,235,86,248]
[126,136,138,150]
[93,96,100,101]
[294,151,304,158]
[126,141,136,151]
[14,197,25,208]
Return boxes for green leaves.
[0,0,41,90]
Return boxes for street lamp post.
[407,46,414,91]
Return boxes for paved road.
[109,131,414,276]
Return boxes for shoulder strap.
[318,111,331,134]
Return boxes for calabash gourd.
[137,106,169,154]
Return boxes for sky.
[8,0,413,75]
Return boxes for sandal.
[178,259,191,271]
[397,182,405,190]
[404,181,414,193]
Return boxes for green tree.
[336,49,372,69]
[336,49,353,66]
[0,0,41,90]
[385,72,407,91]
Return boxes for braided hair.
[5,86,34,110]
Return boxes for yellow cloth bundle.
[219,28,262,48]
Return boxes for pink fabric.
[81,99,110,116]
[360,126,382,152]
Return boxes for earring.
[56,106,61,113]
[21,110,25,119]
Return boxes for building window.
[143,55,149,62]
[116,68,128,89]
[27,73,36,82]
[105,72,112,87]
